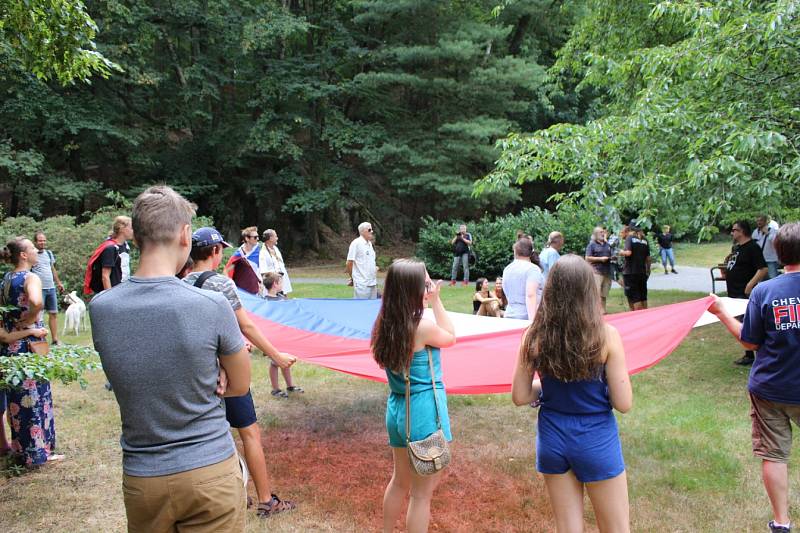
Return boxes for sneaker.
[462,281,469,286]
[271,389,289,398]
[734,354,755,366]
[768,521,791,532]
[672,269,678,274]
[286,386,304,394]
[448,280,456,286]
[664,271,670,275]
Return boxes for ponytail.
[2,237,27,266]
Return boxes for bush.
[417,206,600,279]
[0,207,213,298]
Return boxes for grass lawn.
[672,240,733,268]
[0,286,793,532]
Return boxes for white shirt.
[259,244,292,293]
[347,236,377,287]
[502,259,543,320]
[755,226,778,262]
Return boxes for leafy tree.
[480,0,800,238]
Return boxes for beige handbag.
[405,347,451,476]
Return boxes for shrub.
[417,206,600,279]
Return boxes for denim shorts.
[42,287,58,313]
[536,409,625,482]
[224,390,257,429]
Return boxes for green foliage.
[0,0,119,83]
[0,344,101,390]
[417,205,598,279]
[480,0,800,238]
[0,207,213,294]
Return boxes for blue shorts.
[536,409,624,483]
[224,390,257,429]
[42,288,58,313]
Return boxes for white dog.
[63,291,87,336]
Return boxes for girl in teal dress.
[371,259,456,533]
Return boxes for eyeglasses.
[246,234,259,240]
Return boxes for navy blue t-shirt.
[741,272,800,404]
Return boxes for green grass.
[0,286,794,532]
[672,240,733,268]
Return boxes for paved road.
[295,265,718,293]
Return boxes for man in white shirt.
[346,222,378,299]
[756,215,780,279]
[502,238,544,320]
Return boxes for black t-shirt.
[453,233,472,256]
[623,235,651,275]
[726,239,767,298]
[91,242,123,292]
[657,233,673,249]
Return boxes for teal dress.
[385,346,452,448]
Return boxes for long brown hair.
[371,259,427,373]
[520,254,606,381]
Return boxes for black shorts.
[224,389,257,429]
[623,274,648,304]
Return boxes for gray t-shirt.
[502,260,544,320]
[183,271,242,311]
[89,276,245,477]
[32,249,56,289]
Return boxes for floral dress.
[1,270,55,466]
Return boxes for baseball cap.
[192,227,231,248]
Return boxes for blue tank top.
[539,368,611,415]
[386,346,444,395]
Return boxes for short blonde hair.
[241,226,258,239]
[132,186,196,251]
[112,216,132,237]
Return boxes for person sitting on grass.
[0,324,48,458]
[262,272,304,398]
[512,254,632,533]
[90,186,252,532]
[708,221,800,533]
[183,226,298,518]
[472,277,503,317]
[372,259,456,533]
[494,276,508,312]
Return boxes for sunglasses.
[246,234,259,239]
[367,228,374,233]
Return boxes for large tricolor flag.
[240,293,747,394]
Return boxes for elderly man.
[756,215,780,280]
[538,231,564,279]
[585,227,613,313]
[709,222,800,533]
[449,224,473,286]
[346,222,378,299]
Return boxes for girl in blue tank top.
[371,259,456,533]
[512,254,633,533]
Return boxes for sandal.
[286,386,304,394]
[271,389,288,399]
[256,494,296,518]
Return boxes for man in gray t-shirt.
[502,238,544,320]
[90,185,251,532]
[32,231,64,344]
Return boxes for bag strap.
[193,271,217,289]
[405,347,442,444]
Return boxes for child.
[512,254,632,532]
[261,272,304,398]
[371,259,456,533]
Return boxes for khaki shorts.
[593,273,611,299]
[122,453,246,533]
[750,392,800,463]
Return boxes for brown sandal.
[256,494,296,518]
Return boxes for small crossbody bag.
[404,347,451,476]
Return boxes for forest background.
[2,0,800,262]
